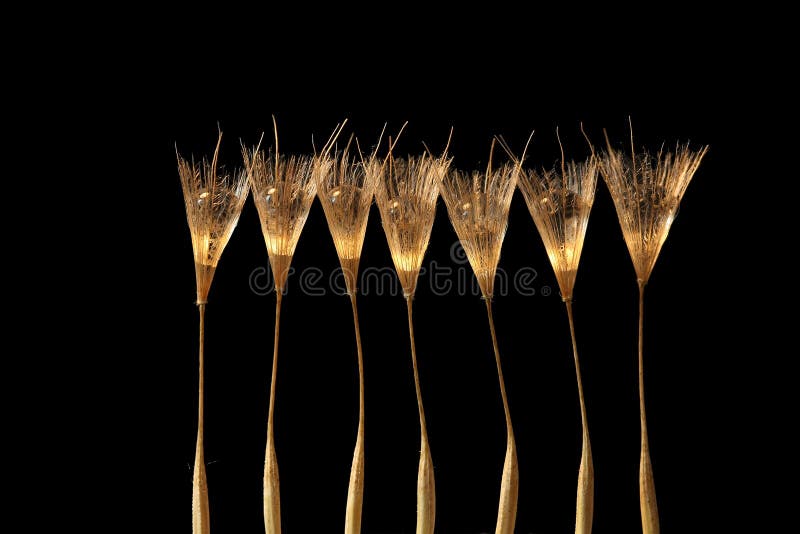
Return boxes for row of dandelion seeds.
[177,118,707,534]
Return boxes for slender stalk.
[484,299,518,534]
[565,299,594,534]
[406,297,435,534]
[637,281,659,534]
[345,292,366,534]
[193,303,211,534]
[264,292,283,534]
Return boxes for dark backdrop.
[128,109,757,533]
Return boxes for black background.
[121,107,764,533]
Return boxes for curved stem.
[197,304,206,446]
[638,281,659,534]
[485,299,518,534]
[406,297,435,534]
[268,292,282,435]
[565,299,594,534]
[193,303,210,534]
[345,293,365,534]
[264,292,282,534]
[638,283,648,441]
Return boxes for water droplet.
[264,186,278,214]
[661,197,680,228]
[197,189,210,206]
[328,184,362,207]
[541,195,557,215]
[561,189,581,220]
[388,195,415,223]
[460,202,472,219]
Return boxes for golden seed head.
[518,157,598,300]
[600,140,708,283]
[440,147,517,300]
[314,148,381,295]
[177,132,249,304]
[375,153,451,297]
[244,147,317,291]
